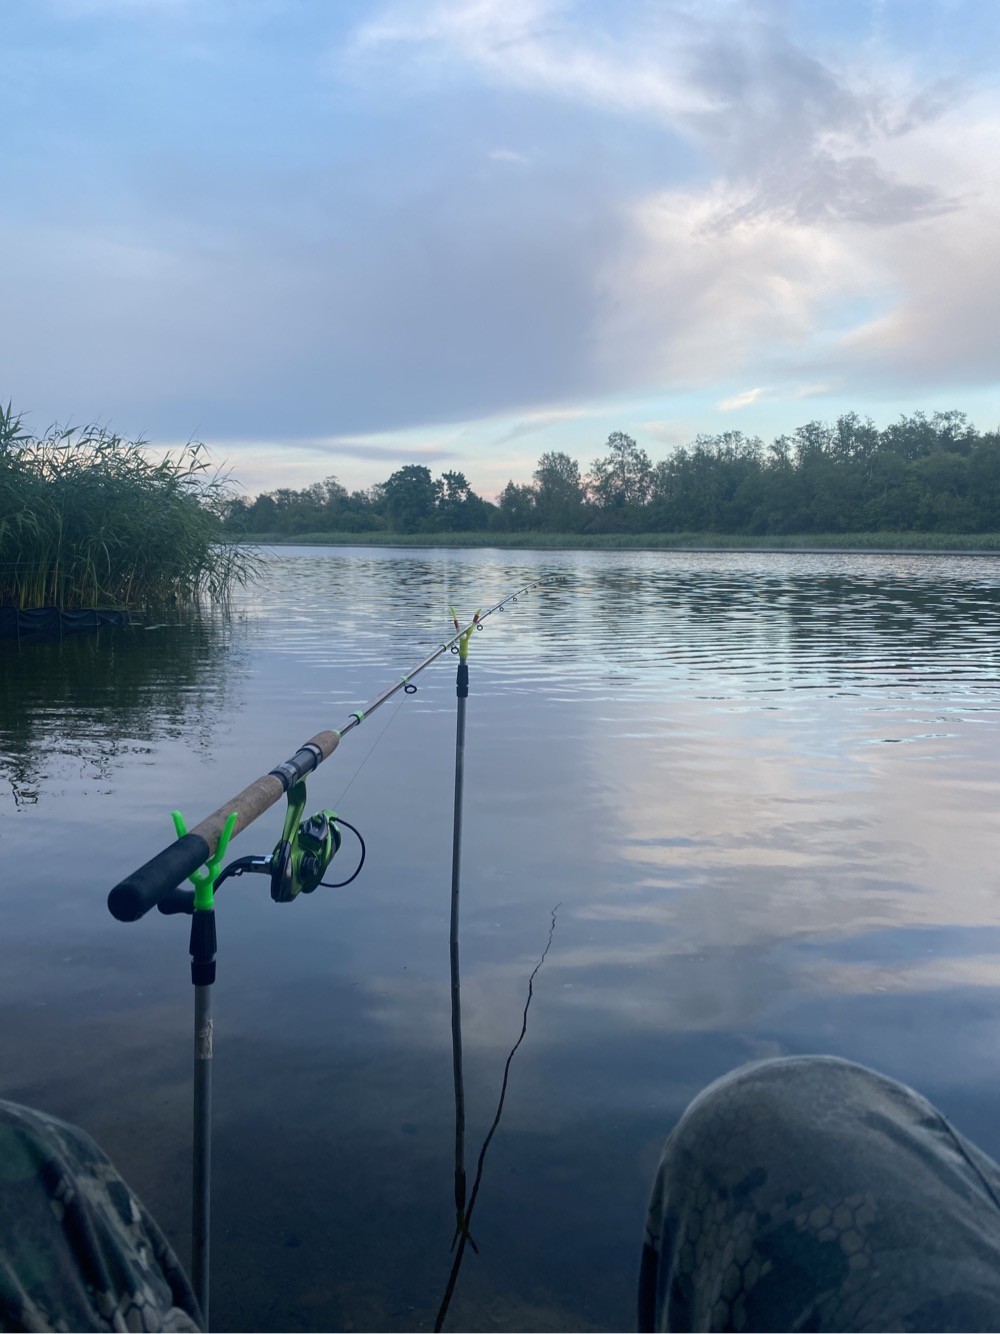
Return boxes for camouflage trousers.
[6,1059,1000,1332]
[0,1099,201,1333]
[639,1056,1000,1332]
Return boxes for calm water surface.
[4,547,1000,1331]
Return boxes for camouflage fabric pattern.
[0,1099,201,1332]
[639,1056,1000,1332]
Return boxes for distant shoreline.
[230,531,1000,554]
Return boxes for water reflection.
[0,612,244,806]
[5,548,1000,1331]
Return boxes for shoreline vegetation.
[0,404,257,611]
[234,530,1000,552]
[223,411,1000,546]
[8,402,1000,614]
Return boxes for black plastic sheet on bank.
[0,607,126,639]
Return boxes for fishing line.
[320,818,366,888]
[106,575,559,1327]
[434,902,561,1333]
[108,577,557,921]
[331,694,408,808]
[467,903,561,1213]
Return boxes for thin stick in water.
[434,903,561,1333]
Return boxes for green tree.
[533,451,583,530]
[910,451,973,529]
[382,465,437,532]
[244,491,279,532]
[496,480,536,531]
[215,404,1000,541]
[880,411,977,462]
[968,434,1000,531]
[333,486,383,533]
[587,432,652,514]
[432,470,491,531]
[222,495,251,534]
[648,434,763,533]
[831,412,880,465]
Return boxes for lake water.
[4,545,1000,1331]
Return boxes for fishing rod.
[447,608,477,1256]
[436,606,560,1332]
[106,574,552,1329]
[107,578,546,924]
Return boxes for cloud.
[489,405,592,446]
[0,184,622,441]
[343,0,988,404]
[598,71,1000,398]
[682,18,957,228]
[165,435,457,497]
[719,153,952,229]
[353,0,955,230]
[595,184,881,393]
[349,0,714,123]
[637,420,691,449]
[717,387,767,411]
[811,91,1000,390]
[296,438,455,463]
[487,147,529,163]
[5,0,999,472]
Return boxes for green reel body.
[270,782,342,903]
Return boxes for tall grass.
[0,403,259,609]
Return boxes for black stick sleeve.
[108,833,212,921]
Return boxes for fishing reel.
[158,780,363,915]
[268,782,342,902]
[222,780,359,903]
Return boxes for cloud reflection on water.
[6,547,1000,1331]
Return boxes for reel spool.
[270,804,343,902]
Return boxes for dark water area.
[3,547,1000,1331]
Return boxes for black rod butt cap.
[108,833,212,922]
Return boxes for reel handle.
[108,834,211,922]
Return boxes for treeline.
[222,411,1000,537]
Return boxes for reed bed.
[0,403,259,609]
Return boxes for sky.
[3,0,999,500]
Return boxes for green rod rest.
[171,810,239,911]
